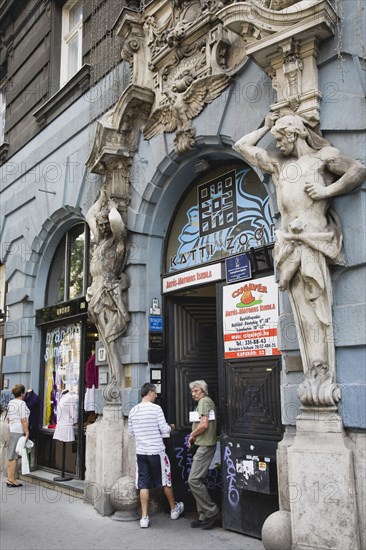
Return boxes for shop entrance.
[164,285,221,511]
[162,159,282,533]
[164,275,283,536]
[36,300,98,480]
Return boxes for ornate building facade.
[0,1,365,547]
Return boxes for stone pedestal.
[93,402,124,516]
[287,409,360,550]
[84,420,99,504]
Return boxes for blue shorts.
[136,451,172,489]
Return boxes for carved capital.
[298,362,341,408]
[220,0,337,116]
[106,157,133,210]
[86,85,155,174]
[280,41,303,111]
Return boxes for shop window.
[46,222,92,306]
[43,321,81,428]
[60,0,83,87]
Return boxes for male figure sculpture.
[234,112,365,404]
[86,186,130,386]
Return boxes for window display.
[42,322,81,429]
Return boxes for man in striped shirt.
[128,382,184,528]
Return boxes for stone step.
[18,469,84,499]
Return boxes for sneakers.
[139,502,183,527]
[170,501,184,520]
[140,516,150,528]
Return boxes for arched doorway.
[35,222,98,479]
[161,158,283,536]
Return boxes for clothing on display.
[84,353,99,412]
[53,390,78,442]
[24,389,41,439]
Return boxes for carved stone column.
[84,75,154,515]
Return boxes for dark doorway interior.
[163,277,283,533]
[164,286,221,511]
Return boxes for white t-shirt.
[7,398,30,434]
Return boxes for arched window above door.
[165,160,275,275]
[46,222,92,306]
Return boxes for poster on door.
[223,275,280,359]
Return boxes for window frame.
[46,222,91,307]
[59,0,83,88]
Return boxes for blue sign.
[149,315,163,332]
[225,254,251,283]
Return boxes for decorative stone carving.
[110,476,140,521]
[85,87,154,398]
[282,49,303,111]
[86,185,130,390]
[113,1,340,154]
[234,111,366,407]
[261,510,292,550]
[103,378,123,404]
[116,1,247,154]
[298,361,341,407]
[219,0,337,119]
[143,72,231,153]
[267,0,302,9]
[86,0,344,394]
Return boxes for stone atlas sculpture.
[86,185,130,391]
[234,111,366,407]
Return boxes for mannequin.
[24,389,41,440]
[53,389,78,482]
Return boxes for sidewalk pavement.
[0,480,265,550]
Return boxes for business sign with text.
[222,275,281,359]
[162,263,222,294]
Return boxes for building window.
[46,222,92,306]
[0,87,5,145]
[60,0,83,87]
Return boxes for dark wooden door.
[165,296,219,427]
[222,357,283,440]
[217,284,283,537]
[164,296,221,511]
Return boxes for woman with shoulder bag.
[0,403,10,482]
[6,384,30,487]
